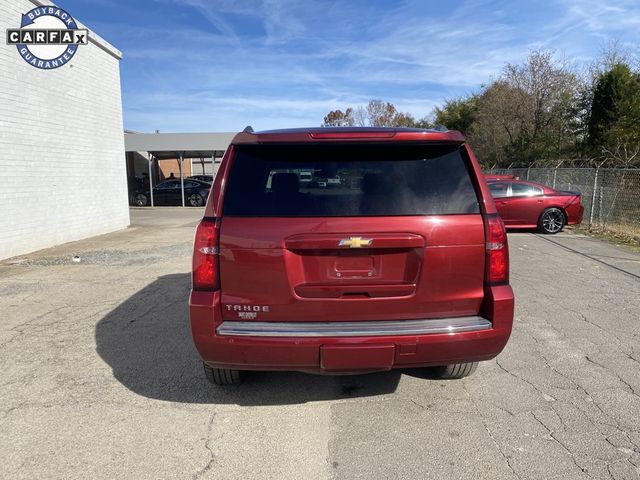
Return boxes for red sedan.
[487,179,584,234]
[485,174,519,181]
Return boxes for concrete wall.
[0,0,128,260]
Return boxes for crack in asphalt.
[530,411,594,478]
[516,297,640,453]
[409,399,426,410]
[536,350,640,454]
[493,348,640,478]
[462,381,521,480]
[123,292,188,328]
[626,354,640,366]
[533,234,640,280]
[192,413,217,480]
[495,358,555,401]
[565,308,639,358]
[584,355,640,398]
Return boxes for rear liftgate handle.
[285,233,425,299]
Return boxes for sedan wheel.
[538,208,565,234]
[134,193,148,206]
[189,193,204,207]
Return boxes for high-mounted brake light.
[485,215,509,285]
[192,218,220,291]
[309,131,396,139]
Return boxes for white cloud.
[117,0,640,131]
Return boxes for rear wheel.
[189,193,204,207]
[134,193,148,206]
[430,362,478,379]
[203,363,243,385]
[538,207,565,234]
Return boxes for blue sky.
[53,0,640,132]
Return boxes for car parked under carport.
[133,179,211,207]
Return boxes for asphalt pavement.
[1,207,639,480]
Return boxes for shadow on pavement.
[95,273,401,405]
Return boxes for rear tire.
[538,207,565,234]
[431,362,478,379]
[189,193,204,207]
[134,193,148,206]
[203,363,243,385]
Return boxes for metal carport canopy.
[124,131,236,157]
[124,132,236,206]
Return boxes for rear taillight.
[485,215,509,285]
[192,218,220,291]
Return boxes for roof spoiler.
[231,127,466,144]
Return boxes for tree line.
[322,48,640,168]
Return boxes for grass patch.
[573,224,640,252]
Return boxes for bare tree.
[353,106,367,127]
[601,138,640,167]
[467,81,519,165]
[468,51,579,167]
[323,100,417,128]
[322,108,355,127]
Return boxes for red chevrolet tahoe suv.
[189,127,514,385]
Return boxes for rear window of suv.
[223,143,480,216]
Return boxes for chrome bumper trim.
[216,316,491,337]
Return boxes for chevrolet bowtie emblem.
[339,236,373,248]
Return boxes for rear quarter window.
[223,143,480,216]
[489,182,509,198]
[511,183,543,196]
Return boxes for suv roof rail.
[243,125,254,133]
[432,124,449,132]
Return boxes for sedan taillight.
[485,214,509,285]
[192,218,220,291]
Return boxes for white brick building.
[0,0,128,260]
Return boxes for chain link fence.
[487,167,640,238]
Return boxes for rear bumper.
[567,204,584,225]
[189,286,514,373]
[216,316,491,337]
